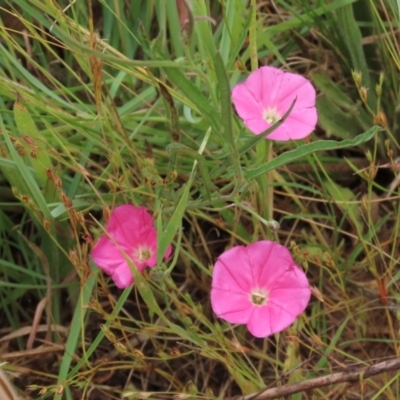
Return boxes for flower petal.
[247,280,311,337]
[259,66,285,108]
[247,300,299,337]
[111,263,135,288]
[212,245,254,293]
[244,241,290,289]
[242,117,270,135]
[232,83,264,121]
[240,67,264,103]
[269,284,311,317]
[247,306,273,337]
[106,205,155,245]
[276,74,316,110]
[211,287,252,324]
[91,236,128,274]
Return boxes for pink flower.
[91,204,172,289]
[231,66,317,141]
[211,240,311,338]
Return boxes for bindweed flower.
[211,240,311,338]
[231,66,317,141]
[91,204,172,289]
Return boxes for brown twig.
[229,357,400,400]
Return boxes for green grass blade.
[13,99,52,187]
[245,126,380,180]
[54,268,97,400]
[0,114,52,219]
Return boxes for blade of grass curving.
[161,65,220,132]
[245,126,380,180]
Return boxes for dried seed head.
[60,191,73,208]
[359,86,368,104]
[43,218,51,232]
[103,206,111,222]
[373,111,387,128]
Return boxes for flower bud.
[352,70,362,87]
[266,219,280,231]
[373,111,387,128]
[375,83,382,98]
[359,86,368,104]
[149,267,165,282]
[55,385,63,395]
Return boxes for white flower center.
[135,246,152,262]
[250,289,268,306]
[263,108,281,124]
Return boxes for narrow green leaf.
[161,66,220,130]
[166,0,184,57]
[214,51,234,145]
[191,0,217,71]
[157,181,191,266]
[54,266,97,400]
[131,263,167,321]
[219,0,237,64]
[214,50,244,187]
[336,4,377,108]
[14,99,52,186]
[245,126,380,181]
[158,129,212,264]
[65,281,133,380]
[0,114,52,219]
[315,319,348,371]
[336,3,368,80]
